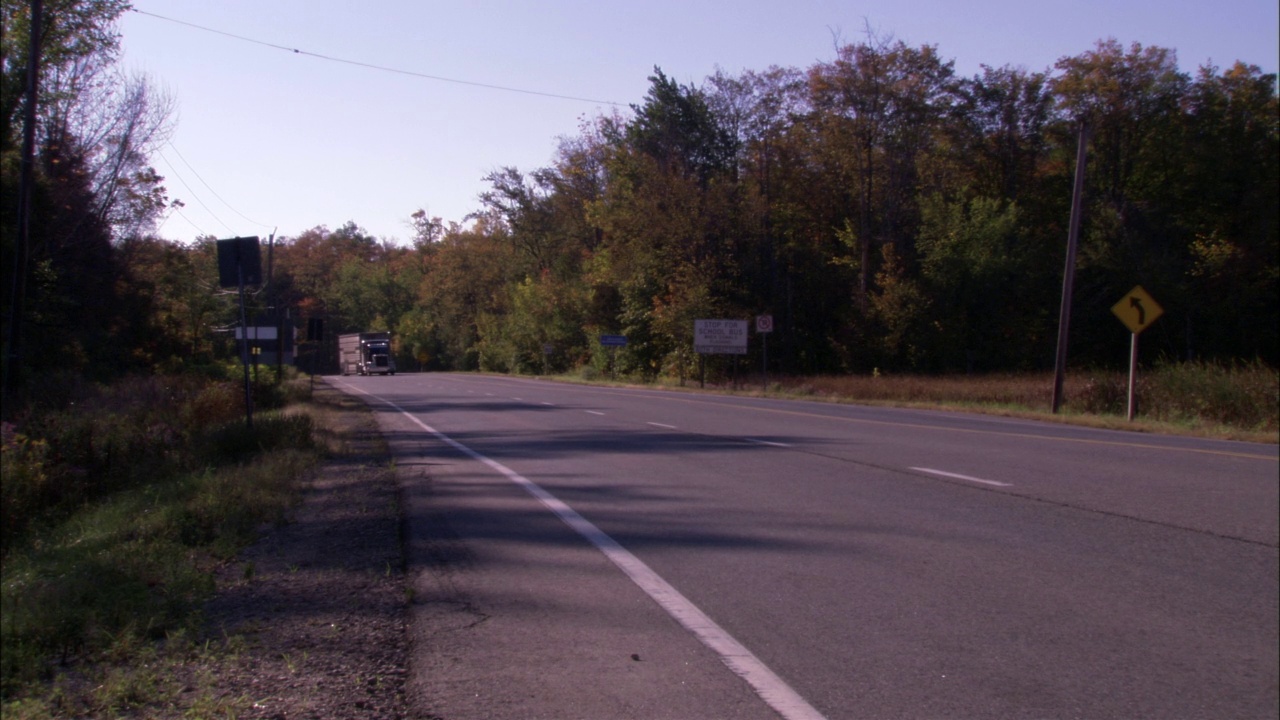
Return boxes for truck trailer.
[338,332,396,376]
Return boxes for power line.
[167,202,210,238]
[157,149,237,235]
[130,8,624,107]
[166,143,274,229]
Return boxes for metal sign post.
[217,237,262,429]
[1110,286,1164,421]
[599,335,627,380]
[756,315,773,392]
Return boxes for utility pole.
[1052,121,1089,413]
[4,0,42,397]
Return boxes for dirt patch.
[180,382,409,719]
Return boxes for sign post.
[1110,285,1164,421]
[216,236,262,429]
[756,315,773,392]
[599,334,627,380]
[306,318,324,391]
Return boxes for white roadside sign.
[694,319,748,355]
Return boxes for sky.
[117,0,1279,245]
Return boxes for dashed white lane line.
[345,384,827,720]
[648,422,678,429]
[911,467,1012,487]
[541,402,555,406]
[586,410,605,416]
[747,439,792,448]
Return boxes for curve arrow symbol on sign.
[1112,285,1162,335]
[1130,297,1146,325]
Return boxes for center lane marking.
[911,467,1012,487]
[348,385,827,720]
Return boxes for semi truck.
[338,332,396,376]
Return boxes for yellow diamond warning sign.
[1111,286,1164,334]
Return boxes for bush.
[0,425,52,552]
[1,371,320,700]
[200,413,314,465]
[1144,360,1278,431]
[1077,372,1128,415]
[0,375,315,555]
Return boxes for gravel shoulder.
[185,381,410,719]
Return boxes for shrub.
[1144,360,1278,431]
[1,424,52,552]
[199,413,314,465]
[1076,372,1128,415]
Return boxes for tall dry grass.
[767,362,1277,438]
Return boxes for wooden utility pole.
[1052,121,1089,413]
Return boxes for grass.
[765,362,1277,442]
[0,370,324,715]
[559,360,1278,443]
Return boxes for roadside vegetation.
[773,361,1277,441]
[0,3,1275,713]
[572,359,1278,442]
[0,366,321,717]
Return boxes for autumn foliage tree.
[9,12,1274,390]
[366,39,1274,379]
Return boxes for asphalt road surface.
[333,373,1279,720]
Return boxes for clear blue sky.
[119,0,1279,245]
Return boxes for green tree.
[628,67,738,186]
[917,195,1038,370]
[1179,62,1279,363]
[807,36,957,311]
[953,65,1055,203]
[1053,41,1208,365]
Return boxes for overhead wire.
[156,148,237,235]
[165,143,275,230]
[167,202,210,238]
[129,8,625,107]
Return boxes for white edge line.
[345,383,827,720]
[910,467,1012,487]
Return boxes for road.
[332,372,1279,720]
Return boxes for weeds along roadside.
[0,367,321,708]
[735,361,1276,441]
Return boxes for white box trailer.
[338,332,396,375]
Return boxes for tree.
[271,221,379,324]
[917,195,1040,370]
[2,0,179,388]
[1178,62,1279,363]
[627,67,738,186]
[954,65,1054,203]
[114,235,233,367]
[1052,41,1197,364]
[807,35,957,312]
